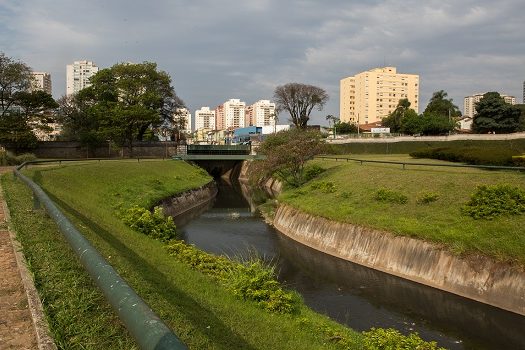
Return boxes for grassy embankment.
[278,154,525,266]
[3,160,366,350]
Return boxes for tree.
[253,129,325,187]
[325,114,339,137]
[274,83,328,128]
[399,109,423,135]
[334,121,358,134]
[472,92,521,134]
[423,90,461,118]
[382,98,412,132]
[79,62,184,154]
[0,52,58,151]
[420,112,457,135]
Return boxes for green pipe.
[15,162,187,350]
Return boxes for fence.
[14,159,187,350]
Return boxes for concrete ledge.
[273,204,525,316]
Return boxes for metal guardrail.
[315,156,525,171]
[14,159,187,350]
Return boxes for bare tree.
[273,83,328,128]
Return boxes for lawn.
[279,155,525,265]
[3,159,365,350]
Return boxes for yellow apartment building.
[340,67,419,125]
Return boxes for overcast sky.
[1,0,524,125]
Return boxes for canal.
[175,180,525,350]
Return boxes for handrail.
[315,155,525,171]
[14,160,187,350]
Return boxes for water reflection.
[172,179,525,350]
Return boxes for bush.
[165,241,302,314]
[462,184,525,220]
[374,188,408,204]
[410,147,522,166]
[417,192,439,204]
[120,205,178,241]
[310,181,337,193]
[362,328,445,350]
[303,164,326,182]
[0,150,37,166]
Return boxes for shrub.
[165,241,302,314]
[374,188,408,204]
[417,192,439,204]
[310,181,337,193]
[462,184,525,220]
[303,164,326,182]
[0,150,36,165]
[410,147,520,166]
[120,205,178,241]
[362,328,445,350]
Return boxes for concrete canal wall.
[158,181,217,217]
[272,204,525,316]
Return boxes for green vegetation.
[362,328,445,350]
[410,146,524,166]
[120,205,178,241]
[374,188,408,204]
[4,160,368,349]
[462,184,525,220]
[0,149,36,165]
[278,155,525,265]
[472,92,522,134]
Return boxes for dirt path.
[0,169,55,349]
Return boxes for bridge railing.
[14,159,187,350]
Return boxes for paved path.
[0,169,55,350]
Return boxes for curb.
[1,179,57,350]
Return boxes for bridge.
[174,145,265,177]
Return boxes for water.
[175,180,525,350]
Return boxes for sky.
[1,0,524,126]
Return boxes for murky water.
[175,180,525,350]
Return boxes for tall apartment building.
[174,108,192,134]
[66,60,99,96]
[216,99,245,129]
[195,107,216,130]
[30,72,52,95]
[463,93,516,119]
[245,100,276,127]
[340,66,419,125]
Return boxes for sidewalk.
[0,169,56,350]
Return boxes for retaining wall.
[273,204,525,316]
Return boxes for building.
[30,72,52,95]
[174,108,192,134]
[222,99,246,129]
[195,107,216,131]
[246,100,276,127]
[340,66,419,125]
[463,93,516,119]
[214,104,225,130]
[66,60,99,96]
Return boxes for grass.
[279,155,525,265]
[3,159,366,349]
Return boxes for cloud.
[1,0,524,125]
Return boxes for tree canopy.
[382,98,412,133]
[472,92,521,134]
[274,83,328,129]
[58,62,185,153]
[423,90,461,118]
[0,52,58,151]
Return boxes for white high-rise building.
[246,100,276,127]
[30,72,52,95]
[66,60,99,96]
[223,99,245,129]
[195,107,216,130]
[464,93,516,119]
[174,108,192,134]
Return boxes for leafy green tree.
[423,90,461,118]
[472,92,521,134]
[253,129,325,187]
[0,52,58,151]
[334,121,358,134]
[382,98,413,133]
[516,104,525,131]
[78,62,184,154]
[400,109,423,135]
[274,83,329,129]
[420,112,457,135]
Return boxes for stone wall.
[273,204,525,316]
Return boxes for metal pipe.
[15,161,187,350]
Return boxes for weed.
[374,188,408,204]
[462,184,525,219]
[417,192,439,204]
